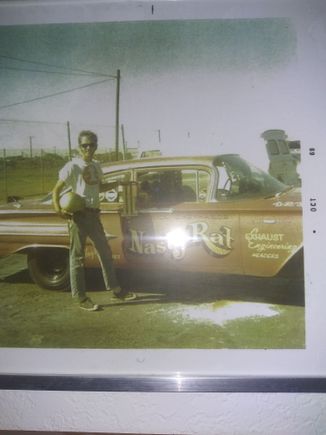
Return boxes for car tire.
[27,248,70,291]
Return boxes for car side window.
[215,163,252,200]
[215,157,269,200]
[100,171,131,204]
[136,168,210,209]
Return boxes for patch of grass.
[0,158,65,201]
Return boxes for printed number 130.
[310,199,317,212]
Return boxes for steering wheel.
[223,177,232,191]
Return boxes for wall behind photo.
[1,390,326,434]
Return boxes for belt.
[74,207,100,216]
[84,207,100,212]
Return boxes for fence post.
[3,149,8,202]
[41,148,45,194]
[67,121,72,160]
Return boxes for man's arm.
[52,179,69,218]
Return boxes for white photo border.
[0,0,326,392]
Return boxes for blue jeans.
[68,209,119,301]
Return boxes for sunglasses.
[80,143,97,149]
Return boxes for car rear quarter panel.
[0,211,70,257]
[238,195,303,277]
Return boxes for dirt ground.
[0,254,305,349]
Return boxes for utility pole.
[40,148,45,193]
[121,123,126,160]
[115,69,121,161]
[3,149,8,201]
[67,121,72,160]
[157,129,161,144]
[29,136,33,158]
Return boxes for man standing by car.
[52,130,136,311]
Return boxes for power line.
[0,118,65,125]
[68,122,116,129]
[0,78,113,110]
[0,54,116,78]
[0,65,104,77]
[0,118,115,128]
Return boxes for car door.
[122,165,242,275]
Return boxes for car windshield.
[214,155,288,201]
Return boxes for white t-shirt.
[59,157,103,208]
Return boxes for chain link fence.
[0,149,69,202]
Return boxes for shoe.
[79,297,99,311]
[112,291,137,302]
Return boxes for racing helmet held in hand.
[59,192,86,213]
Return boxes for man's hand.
[56,208,72,220]
[53,202,71,219]
[52,179,70,218]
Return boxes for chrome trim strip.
[0,231,68,236]
[139,208,174,214]
[0,223,67,236]
[0,210,54,215]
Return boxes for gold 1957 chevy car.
[0,154,303,291]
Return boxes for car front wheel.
[27,248,70,291]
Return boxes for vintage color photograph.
[0,18,305,349]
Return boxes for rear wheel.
[27,248,70,291]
